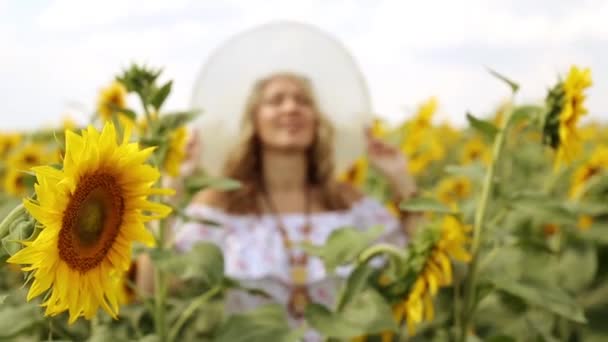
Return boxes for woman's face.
[255,77,317,152]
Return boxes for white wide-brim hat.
[191,21,372,176]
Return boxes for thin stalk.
[154,217,169,341]
[358,243,408,264]
[459,103,514,341]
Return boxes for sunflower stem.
[459,101,514,342]
[358,243,408,265]
[168,285,221,342]
[154,217,169,341]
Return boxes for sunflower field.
[0,64,606,342]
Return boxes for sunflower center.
[24,153,39,165]
[59,173,125,272]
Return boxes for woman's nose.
[280,97,299,113]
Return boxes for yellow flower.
[461,137,491,166]
[8,122,173,323]
[163,126,188,177]
[339,157,368,186]
[8,143,47,169]
[556,66,592,166]
[0,133,22,158]
[3,168,29,196]
[392,216,471,336]
[542,223,559,237]
[577,215,593,231]
[436,177,472,209]
[401,130,445,175]
[97,81,128,122]
[412,97,438,131]
[371,118,389,138]
[569,145,608,198]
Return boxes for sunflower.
[569,145,608,198]
[543,66,592,167]
[436,176,472,209]
[0,133,22,158]
[401,130,445,175]
[460,137,491,166]
[3,168,33,196]
[7,122,172,323]
[411,97,438,131]
[371,118,390,138]
[389,216,471,336]
[8,143,48,169]
[97,81,128,122]
[339,157,368,187]
[578,215,593,231]
[163,126,188,177]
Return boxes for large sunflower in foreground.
[8,122,172,323]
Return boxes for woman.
[139,72,417,329]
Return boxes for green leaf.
[0,295,7,305]
[118,107,137,121]
[336,264,375,310]
[152,242,224,287]
[487,67,520,93]
[492,278,587,323]
[444,164,485,180]
[155,111,200,134]
[467,112,500,140]
[580,223,608,245]
[300,226,384,272]
[184,176,241,194]
[509,192,577,224]
[509,105,543,126]
[486,334,517,342]
[400,197,456,214]
[0,304,42,338]
[150,81,173,110]
[305,289,397,338]
[214,304,304,342]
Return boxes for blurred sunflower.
[543,66,592,167]
[387,216,471,337]
[436,177,472,209]
[460,137,491,166]
[8,122,173,323]
[8,143,48,169]
[97,81,129,122]
[371,118,390,138]
[577,215,593,231]
[569,145,608,198]
[3,168,30,196]
[0,133,22,158]
[401,131,445,175]
[339,157,368,187]
[410,97,438,131]
[164,126,188,177]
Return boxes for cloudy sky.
[1,0,606,130]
